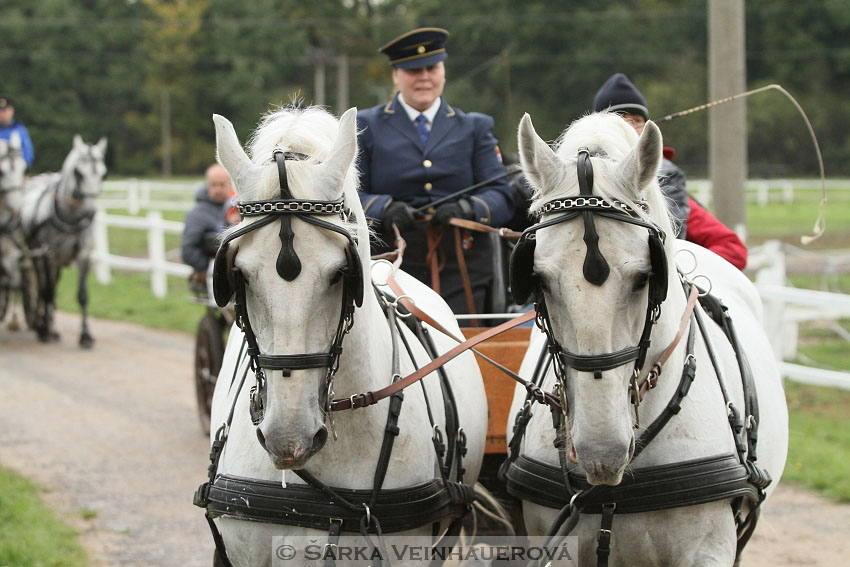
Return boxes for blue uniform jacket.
[357,96,513,227]
[356,96,514,313]
[0,121,35,167]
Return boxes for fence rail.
[99,177,850,214]
[90,187,850,390]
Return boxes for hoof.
[7,320,20,332]
[79,335,95,349]
[38,329,60,343]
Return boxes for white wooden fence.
[748,240,850,390]
[91,181,850,389]
[99,178,850,215]
[91,207,191,298]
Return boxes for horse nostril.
[256,428,268,451]
[312,426,328,452]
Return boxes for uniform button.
[424,183,433,191]
[423,160,432,168]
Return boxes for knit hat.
[593,73,649,119]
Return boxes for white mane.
[224,106,369,260]
[528,112,676,257]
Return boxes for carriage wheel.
[0,286,8,322]
[195,311,225,435]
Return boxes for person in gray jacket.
[180,164,233,292]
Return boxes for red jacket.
[685,197,748,270]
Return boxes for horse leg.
[37,261,61,343]
[77,257,94,348]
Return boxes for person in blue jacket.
[0,95,35,167]
[357,28,515,314]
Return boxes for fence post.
[756,180,769,207]
[755,240,795,360]
[147,211,167,298]
[92,206,112,284]
[128,178,140,215]
[781,179,793,204]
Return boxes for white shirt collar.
[398,94,441,127]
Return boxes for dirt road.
[0,312,847,566]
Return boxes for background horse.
[0,132,28,306]
[203,106,487,566]
[20,134,107,346]
[505,112,788,566]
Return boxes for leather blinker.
[509,233,537,305]
[212,241,235,307]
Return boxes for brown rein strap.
[638,284,699,400]
[328,309,537,412]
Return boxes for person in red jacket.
[593,73,747,270]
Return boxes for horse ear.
[96,137,108,154]
[619,120,662,197]
[73,134,85,149]
[213,114,254,196]
[317,107,357,197]
[518,113,565,198]
[9,131,21,150]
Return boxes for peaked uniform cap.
[593,73,649,119]
[379,28,449,69]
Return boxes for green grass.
[56,268,205,336]
[746,190,850,249]
[0,466,88,567]
[782,380,850,501]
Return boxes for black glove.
[430,197,474,227]
[382,200,416,234]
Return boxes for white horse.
[200,106,487,566]
[0,132,28,293]
[504,112,788,566]
[20,134,107,346]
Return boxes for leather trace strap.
[329,309,539,412]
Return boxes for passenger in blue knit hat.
[356,27,515,314]
[593,73,747,269]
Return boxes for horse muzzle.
[256,425,328,470]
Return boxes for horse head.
[62,134,107,206]
[213,106,366,470]
[0,132,27,211]
[517,112,675,485]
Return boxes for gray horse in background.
[0,132,28,286]
[20,135,107,347]
[0,132,28,323]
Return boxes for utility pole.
[708,0,747,238]
[336,54,349,113]
[160,86,172,177]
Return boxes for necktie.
[415,114,429,146]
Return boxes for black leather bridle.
[510,148,668,411]
[212,150,364,425]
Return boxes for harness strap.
[596,504,616,567]
[205,474,475,532]
[453,225,478,320]
[639,285,699,399]
[504,453,758,513]
[328,309,538,411]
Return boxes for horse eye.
[633,272,650,292]
[329,268,345,286]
